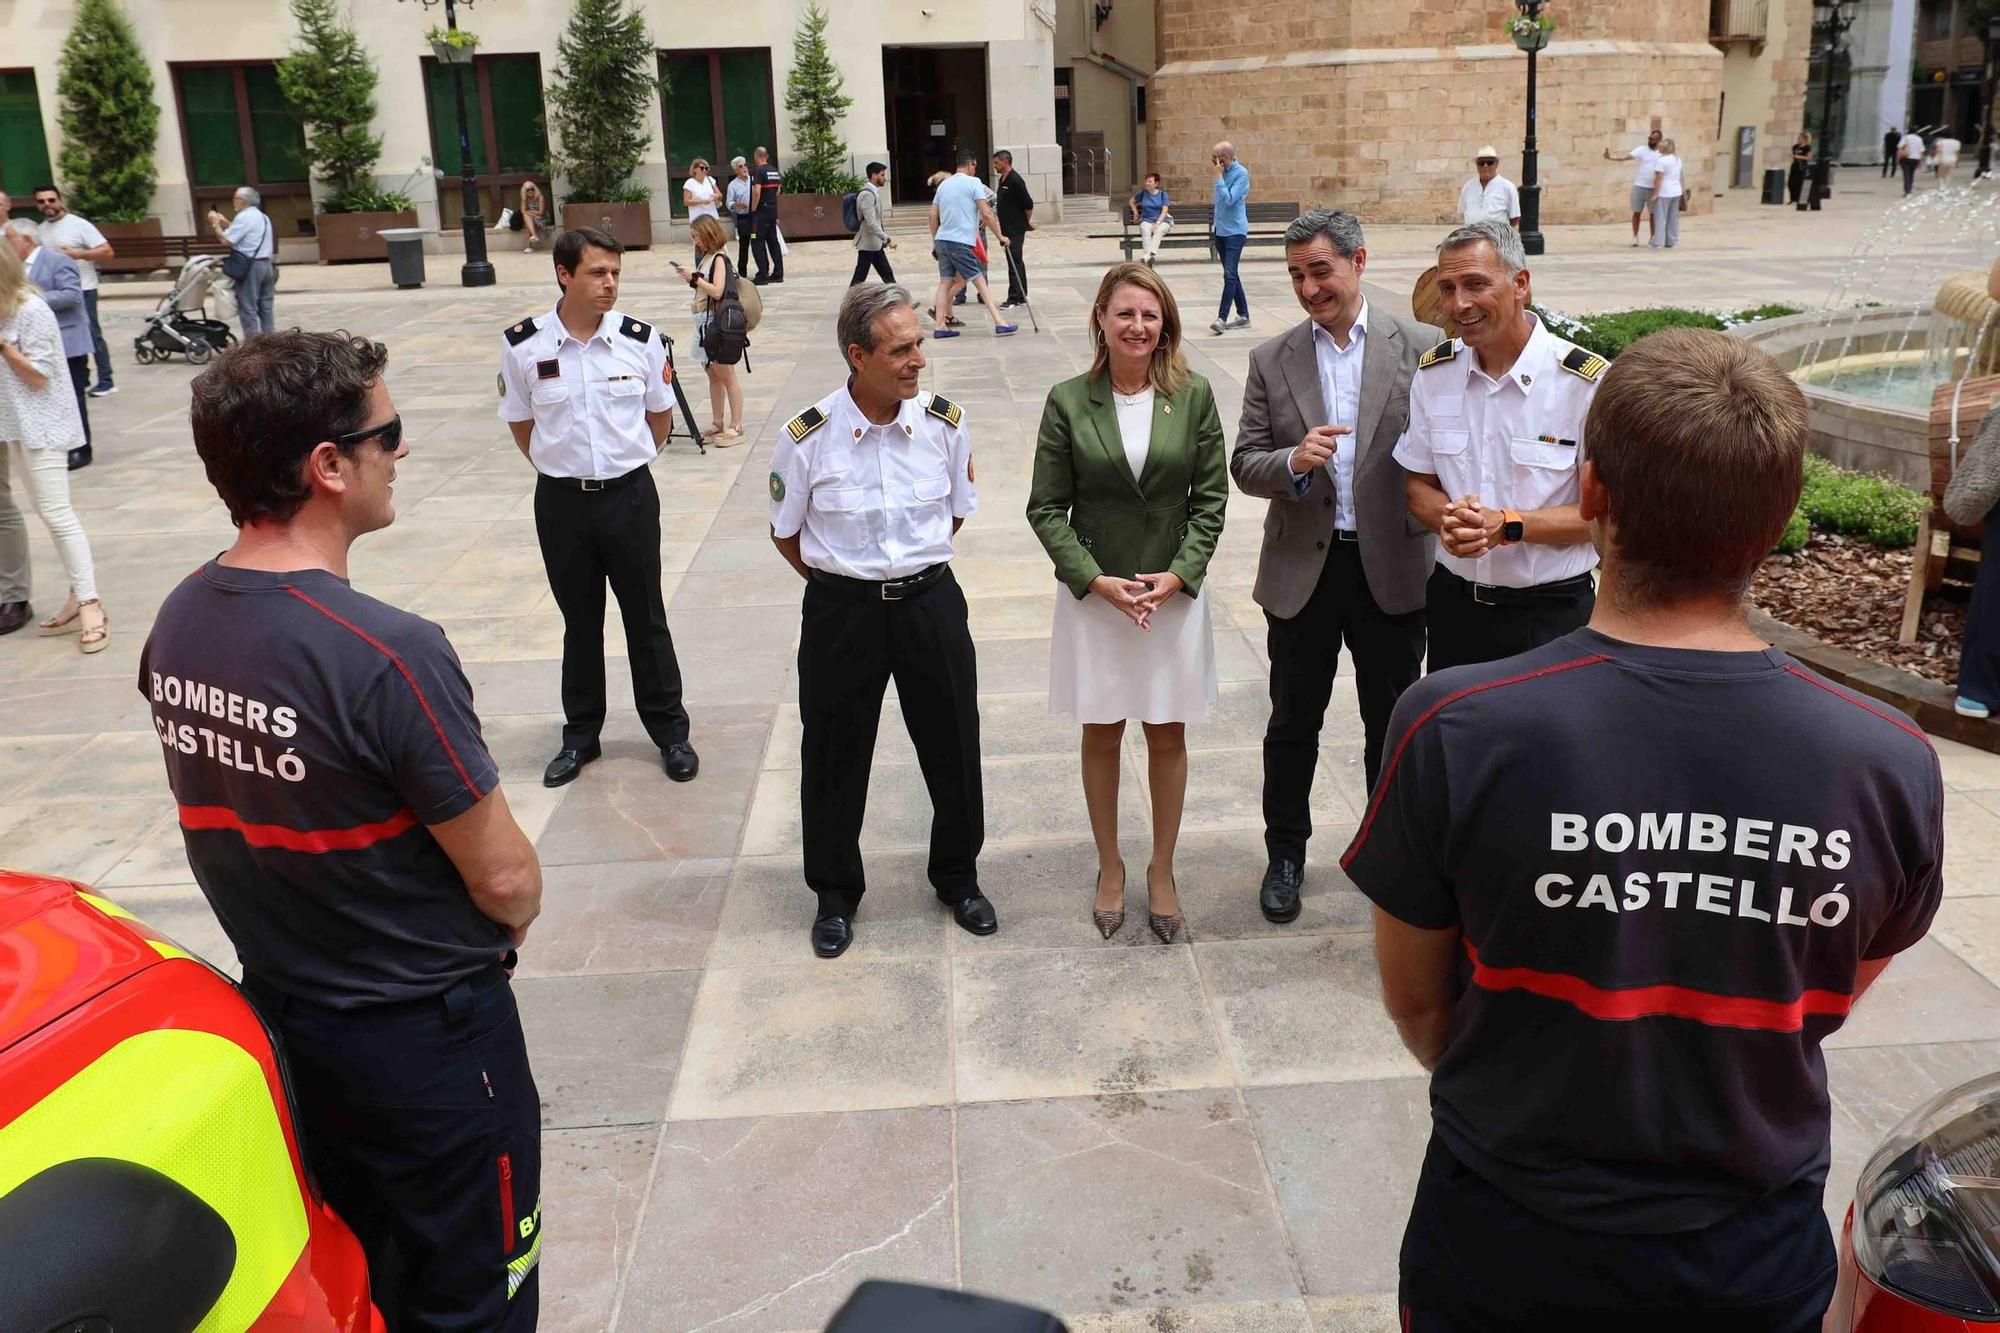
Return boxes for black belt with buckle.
[810,563,948,602]
[539,465,648,493]
[1449,569,1595,606]
[1335,528,1360,543]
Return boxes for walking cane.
[1002,244,1040,333]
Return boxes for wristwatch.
[1500,509,1525,544]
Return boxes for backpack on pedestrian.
[841,191,862,233]
[702,254,753,367]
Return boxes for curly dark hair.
[188,331,390,527]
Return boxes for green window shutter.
[487,56,546,175]
[244,65,308,184]
[425,61,489,176]
[181,67,246,188]
[661,52,714,217]
[0,71,55,216]
[717,51,774,169]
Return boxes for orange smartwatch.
[1500,509,1525,544]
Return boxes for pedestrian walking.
[1129,173,1173,265]
[1395,219,1603,672]
[1883,126,1900,178]
[208,186,277,337]
[31,184,114,397]
[6,220,93,470]
[1229,208,1439,924]
[497,227,700,790]
[1349,328,1943,1333]
[927,152,1016,339]
[1898,127,1926,194]
[670,216,745,445]
[1603,129,1662,246]
[1789,132,1812,208]
[767,283,996,958]
[850,162,896,285]
[991,149,1034,308]
[1210,141,1251,334]
[747,146,784,284]
[1648,138,1683,248]
[1932,133,1962,184]
[161,330,545,1330]
[1456,146,1521,227]
[726,157,755,275]
[1026,262,1227,944]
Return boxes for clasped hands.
[1440,493,1507,559]
[1090,570,1183,630]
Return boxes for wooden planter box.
[314,209,420,263]
[776,192,851,241]
[97,218,164,275]
[560,201,653,249]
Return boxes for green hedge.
[1533,304,1804,362]
[1771,457,1926,553]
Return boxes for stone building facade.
[1149,0,1733,225]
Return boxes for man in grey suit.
[5,218,93,471]
[1230,208,1440,923]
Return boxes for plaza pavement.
[5,168,2000,1331]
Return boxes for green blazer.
[1026,370,1229,599]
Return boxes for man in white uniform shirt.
[1456,147,1520,228]
[1603,128,1662,246]
[1395,219,1605,672]
[767,282,996,958]
[499,226,699,790]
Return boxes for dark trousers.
[1787,161,1807,205]
[799,568,983,918]
[1399,1137,1834,1333]
[82,289,111,386]
[1001,224,1028,303]
[735,216,754,275]
[850,247,895,284]
[243,968,542,1332]
[1882,153,1894,177]
[750,211,782,279]
[1425,566,1594,674]
[1960,504,2000,707]
[1215,233,1248,320]
[1263,540,1425,862]
[1901,159,1919,193]
[66,355,91,448]
[533,468,691,753]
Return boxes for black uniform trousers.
[734,214,754,275]
[1960,503,2000,706]
[750,209,783,280]
[799,566,983,918]
[1424,565,1595,674]
[850,247,895,285]
[533,467,691,753]
[1263,538,1425,864]
[1398,1137,1834,1332]
[1001,225,1029,304]
[243,967,542,1332]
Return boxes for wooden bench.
[1899,374,1995,642]
[1088,200,1301,263]
[102,234,230,275]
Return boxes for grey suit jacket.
[28,248,90,360]
[854,185,889,250]
[1229,309,1442,618]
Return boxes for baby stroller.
[132,254,237,366]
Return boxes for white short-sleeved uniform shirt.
[768,386,977,581]
[37,212,109,290]
[1627,146,1660,187]
[497,303,672,480]
[1392,314,1604,589]
[1458,175,1521,225]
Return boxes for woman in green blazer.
[1026,261,1228,943]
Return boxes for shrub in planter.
[281,0,413,261]
[778,1,863,240]
[55,0,158,224]
[547,0,661,245]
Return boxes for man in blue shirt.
[927,151,1017,340]
[1211,141,1251,335]
[207,187,277,337]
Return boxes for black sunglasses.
[332,414,403,452]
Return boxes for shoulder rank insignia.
[1561,346,1608,382]
[503,316,538,347]
[785,406,827,443]
[925,394,963,428]
[1418,340,1457,370]
[618,316,653,342]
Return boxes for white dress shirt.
[1296,300,1369,530]
[768,385,978,580]
[1458,175,1521,225]
[1392,313,1602,588]
[497,302,673,480]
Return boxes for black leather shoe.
[1260,859,1304,923]
[66,445,92,471]
[951,894,999,936]
[663,741,699,783]
[813,914,854,958]
[0,602,29,636]
[542,743,601,788]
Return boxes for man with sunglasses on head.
[145,331,546,1328]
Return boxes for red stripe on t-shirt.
[1341,655,1611,870]
[1463,939,1853,1032]
[179,803,418,852]
[283,585,483,799]
[1781,665,1933,747]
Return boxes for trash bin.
[378,228,427,289]
[1761,168,1786,205]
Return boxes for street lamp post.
[1515,0,1547,257]
[1808,0,1861,210]
[403,0,494,287]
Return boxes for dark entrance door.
[882,47,990,205]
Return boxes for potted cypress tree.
[548,0,661,248]
[778,0,864,241]
[280,0,415,263]
[54,0,161,273]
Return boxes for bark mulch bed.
[1750,532,1966,686]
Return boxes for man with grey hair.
[1394,217,1605,672]
[726,155,755,274]
[767,282,995,958]
[1230,207,1440,922]
[208,186,276,337]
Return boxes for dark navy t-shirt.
[1343,627,1945,1234]
[751,162,781,215]
[138,561,506,1008]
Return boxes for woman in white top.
[0,241,107,651]
[682,159,721,260]
[1649,138,1684,250]
[1026,262,1228,943]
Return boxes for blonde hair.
[1088,262,1189,398]
[926,171,949,190]
[0,241,33,323]
[690,158,710,173]
[690,214,728,256]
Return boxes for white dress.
[1048,386,1219,724]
